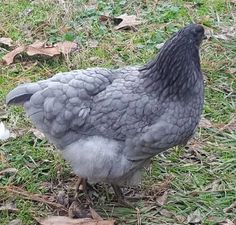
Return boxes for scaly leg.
[74,177,91,204]
[111,184,135,208]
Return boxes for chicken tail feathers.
[6,83,41,105]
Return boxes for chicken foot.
[74,177,92,204]
[111,184,136,208]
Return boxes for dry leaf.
[213,26,236,40]
[223,201,236,213]
[8,219,22,225]
[203,180,221,191]
[99,15,115,23]
[228,68,236,74]
[2,40,78,65]
[56,190,69,207]
[149,175,173,196]
[219,117,236,132]
[29,128,45,140]
[156,191,168,206]
[55,41,78,55]
[159,209,175,218]
[176,215,187,223]
[199,117,213,129]
[0,202,18,213]
[159,209,186,222]
[38,216,115,225]
[187,209,203,224]
[0,167,18,176]
[0,37,14,47]
[89,207,103,220]
[114,14,141,30]
[68,201,90,219]
[26,41,60,57]
[218,219,235,225]
[2,46,25,65]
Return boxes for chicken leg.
[111,184,135,208]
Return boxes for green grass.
[0,0,236,224]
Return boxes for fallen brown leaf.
[199,117,213,129]
[2,40,78,65]
[89,207,103,220]
[203,180,221,192]
[38,216,115,225]
[8,219,22,225]
[228,68,236,74]
[29,128,45,140]
[68,201,90,219]
[159,209,186,223]
[158,209,175,218]
[187,209,203,224]
[218,219,235,225]
[223,201,236,213]
[2,46,25,65]
[0,152,6,163]
[26,41,60,57]
[55,41,78,55]
[149,175,173,196]
[213,26,236,41]
[56,190,69,207]
[3,185,67,211]
[99,15,112,22]
[156,191,168,206]
[219,117,236,132]
[0,202,18,213]
[0,37,14,47]
[114,14,142,30]
[0,167,18,176]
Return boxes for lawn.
[0,0,236,224]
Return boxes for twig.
[136,207,141,225]
[2,185,67,212]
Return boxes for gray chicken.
[6,24,205,200]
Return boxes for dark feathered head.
[176,24,206,46]
[157,23,206,62]
[141,24,205,98]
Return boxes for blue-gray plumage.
[6,24,205,186]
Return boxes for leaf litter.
[2,40,78,65]
[206,26,236,41]
[223,201,236,213]
[0,167,18,176]
[198,117,213,129]
[218,219,235,225]
[187,209,203,225]
[8,219,22,225]
[29,128,45,140]
[0,37,14,47]
[100,13,142,30]
[38,216,116,225]
[2,185,67,212]
[0,202,18,213]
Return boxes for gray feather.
[6,24,205,186]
